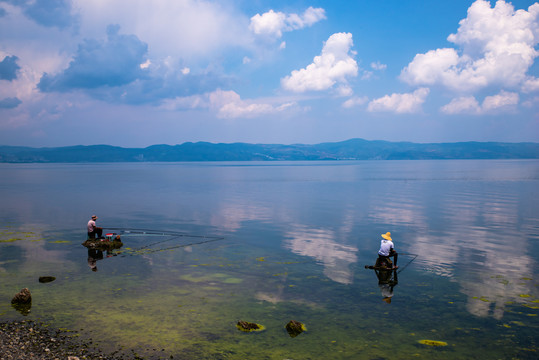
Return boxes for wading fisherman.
[376,232,398,269]
[87,214,103,239]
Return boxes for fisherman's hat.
[91,215,98,220]
[381,232,392,241]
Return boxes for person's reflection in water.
[87,248,104,272]
[83,234,123,271]
[375,268,398,304]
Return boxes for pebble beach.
[0,320,130,360]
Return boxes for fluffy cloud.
[522,77,539,92]
[0,55,20,81]
[482,90,519,111]
[212,90,295,119]
[401,0,539,93]
[249,6,326,39]
[281,32,358,93]
[38,25,148,92]
[441,90,519,114]
[367,88,429,113]
[440,96,481,114]
[162,89,296,119]
[342,96,368,108]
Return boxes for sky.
[0,0,538,147]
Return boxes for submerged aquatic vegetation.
[0,229,40,243]
[418,339,448,346]
[0,238,24,243]
[472,296,490,302]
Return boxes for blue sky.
[0,0,538,147]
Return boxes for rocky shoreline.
[0,320,132,360]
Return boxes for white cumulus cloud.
[401,0,539,93]
[441,96,481,114]
[281,32,358,93]
[161,89,296,119]
[367,88,430,113]
[342,96,368,108]
[482,90,519,111]
[522,77,539,93]
[441,90,519,114]
[249,6,326,39]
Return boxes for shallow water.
[0,160,537,359]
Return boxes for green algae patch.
[0,238,24,243]
[0,228,41,243]
[519,294,531,298]
[236,320,265,333]
[418,340,448,347]
[256,257,265,262]
[50,240,71,244]
[472,296,490,302]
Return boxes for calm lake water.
[0,160,538,359]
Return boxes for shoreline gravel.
[0,320,137,360]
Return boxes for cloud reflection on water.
[283,224,358,284]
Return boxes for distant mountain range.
[0,139,538,163]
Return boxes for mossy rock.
[285,320,306,338]
[82,239,123,251]
[236,320,265,332]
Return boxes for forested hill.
[0,139,538,163]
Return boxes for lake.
[0,160,538,359]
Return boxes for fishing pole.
[104,227,199,237]
[396,252,418,274]
[126,237,224,256]
[100,227,225,256]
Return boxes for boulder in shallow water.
[11,288,31,304]
[39,276,56,283]
[82,238,123,251]
[11,288,32,315]
[236,320,265,332]
[285,320,306,337]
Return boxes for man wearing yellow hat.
[377,232,398,269]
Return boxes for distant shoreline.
[1,138,538,163]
